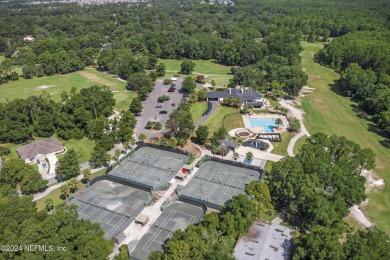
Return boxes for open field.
[0,67,135,111]
[293,135,307,155]
[300,41,390,234]
[159,59,231,75]
[202,106,240,135]
[205,75,233,87]
[222,112,244,133]
[35,168,106,211]
[190,102,208,123]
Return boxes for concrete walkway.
[194,101,218,128]
[279,99,311,156]
[32,166,104,201]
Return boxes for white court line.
[142,210,177,251]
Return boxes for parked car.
[168,88,175,92]
[171,103,176,107]
[155,104,163,108]
[159,110,168,114]
[121,150,127,154]
[37,159,40,164]
[42,162,47,168]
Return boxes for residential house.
[16,138,65,164]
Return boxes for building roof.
[183,164,193,170]
[112,231,126,244]
[233,220,293,260]
[135,214,149,224]
[175,172,187,179]
[16,138,64,160]
[220,138,237,149]
[207,88,263,101]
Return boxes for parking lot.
[135,78,185,138]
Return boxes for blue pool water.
[249,118,281,133]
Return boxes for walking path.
[194,101,218,128]
[279,99,311,156]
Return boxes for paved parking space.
[135,78,185,138]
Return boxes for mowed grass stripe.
[300,41,390,234]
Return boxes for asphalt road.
[135,78,185,139]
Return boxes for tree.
[220,146,227,159]
[60,184,70,201]
[156,62,166,76]
[114,244,130,260]
[245,151,253,161]
[157,95,170,102]
[138,133,146,143]
[293,226,345,260]
[67,178,78,193]
[343,227,390,259]
[182,76,197,93]
[180,60,196,74]
[129,97,142,114]
[165,100,194,142]
[195,125,209,145]
[82,168,92,185]
[90,147,107,168]
[126,72,154,92]
[197,89,208,101]
[289,118,301,132]
[153,122,163,130]
[211,145,217,156]
[45,198,54,213]
[116,110,136,143]
[115,149,121,160]
[20,169,48,194]
[275,118,283,128]
[245,182,273,214]
[233,152,239,161]
[56,149,80,182]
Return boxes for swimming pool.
[248,118,281,133]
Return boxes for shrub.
[145,121,154,129]
[153,122,163,130]
[157,95,170,102]
[163,79,172,85]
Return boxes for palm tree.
[45,198,54,213]
[105,153,113,166]
[233,152,239,161]
[67,178,78,193]
[249,105,254,115]
[275,118,283,128]
[138,133,146,143]
[115,149,121,160]
[82,168,92,185]
[220,146,227,159]
[273,105,280,114]
[280,107,289,115]
[246,151,254,161]
[60,184,70,201]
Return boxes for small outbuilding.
[135,214,149,226]
[112,231,126,245]
[175,171,187,180]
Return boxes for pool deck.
[242,114,289,134]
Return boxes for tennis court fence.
[194,175,245,191]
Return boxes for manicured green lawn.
[58,137,96,164]
[190,102,208,123]
[35,168,106,211]
[301,41,390,234]
[205,75,233,87]
[202,105,240,135]
[222,112,244,133]
[0,67,134,111]
[271,132,294,157]
[159,59,231,75]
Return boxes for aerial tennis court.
[131,202,203,260]
[108,147,187,190]
[178,160,261,208]
[72,180,149,239]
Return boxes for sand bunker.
[37,85,56,90]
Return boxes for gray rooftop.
[233,220,293,260]
[16,138,64,160]
[207,88,263,101]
